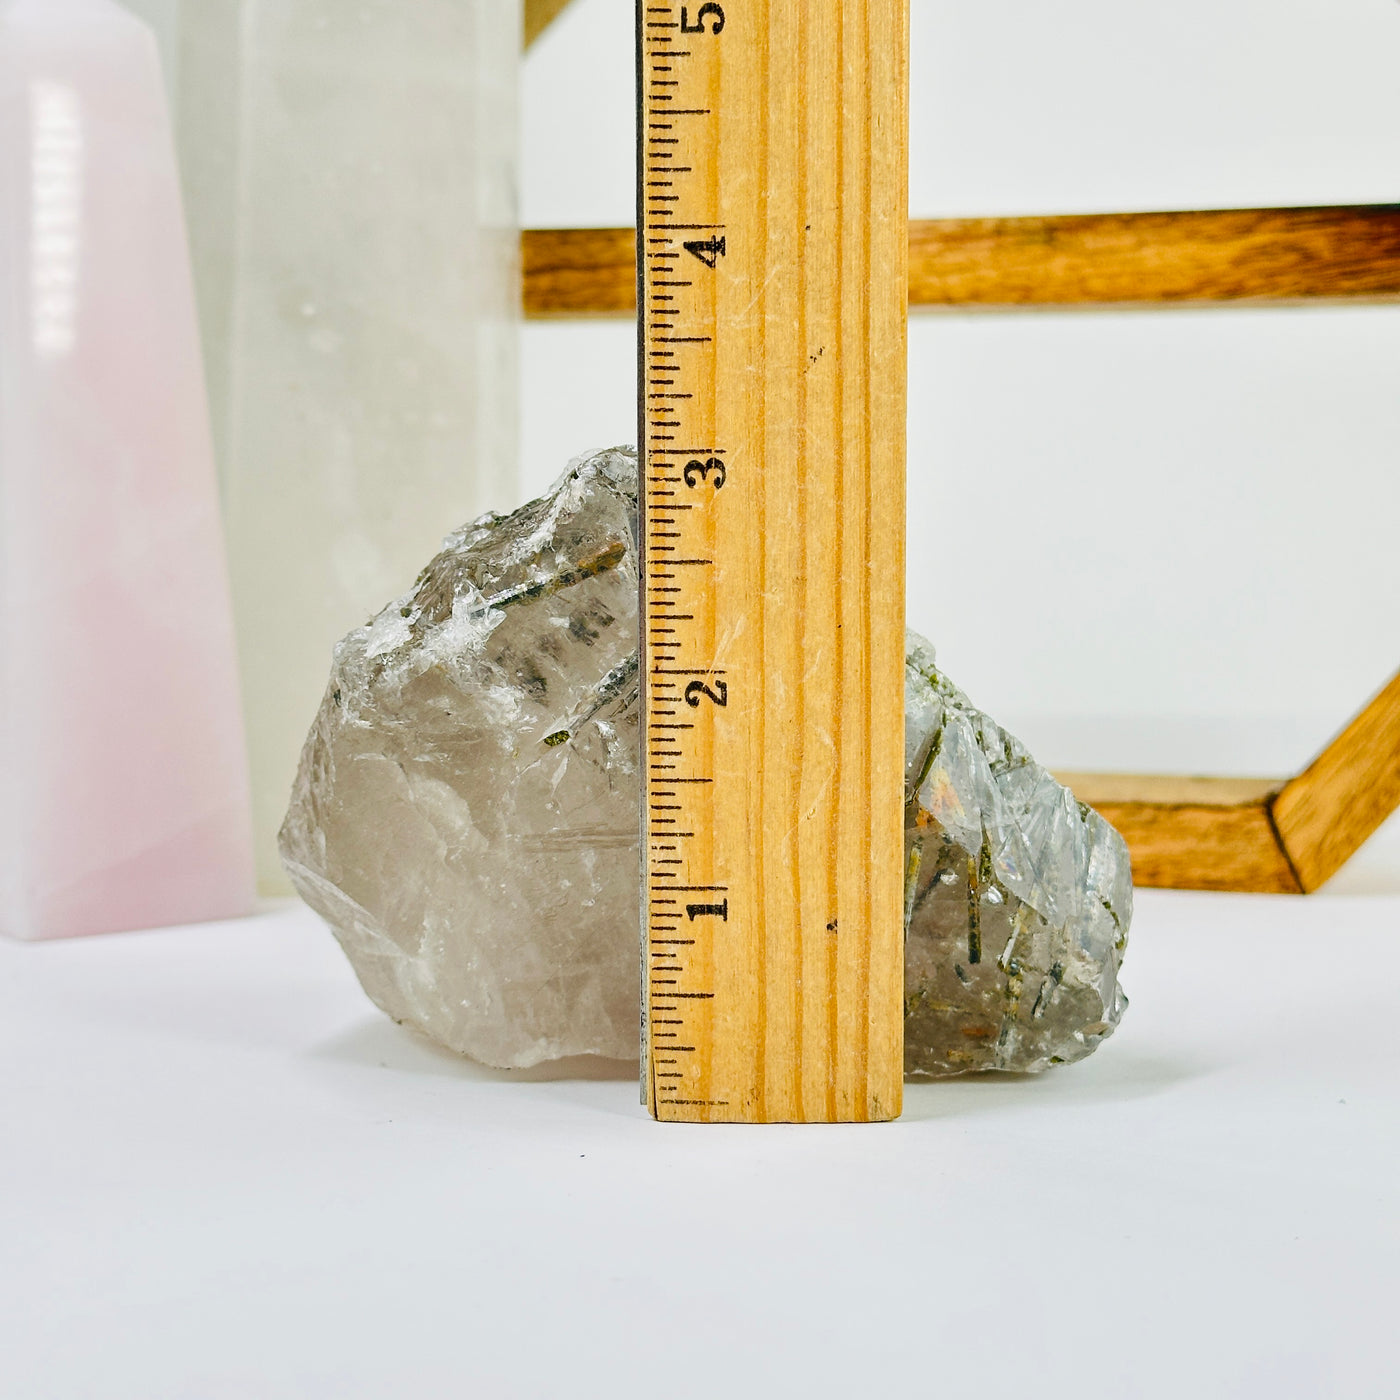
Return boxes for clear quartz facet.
[281,448,1132,1073]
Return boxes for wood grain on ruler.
[639,0,907,1123]
[525,205,1400,316]
[1273,668,1400,892]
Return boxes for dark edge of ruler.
[635,0,650,1113]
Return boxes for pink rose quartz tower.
[0,0,254,939]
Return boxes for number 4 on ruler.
[683,236,726,268]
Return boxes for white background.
[522,0,1400,779]
[3,889,1398,1400]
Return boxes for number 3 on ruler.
[680,4,725,34]
[683,456,726,488]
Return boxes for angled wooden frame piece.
[1061,666,1400,892]
[518,6,1400,891]
[525,0,575,49]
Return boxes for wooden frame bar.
[523,206,1400,317]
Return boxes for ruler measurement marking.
[643,0,710,1120]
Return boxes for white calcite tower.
[127,0,522,889]
[0,0,255,939]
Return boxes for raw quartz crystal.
[903,637,1131,1073]
[281,448,1132,1073]
[282,450,643,1068]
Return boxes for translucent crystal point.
[282,449,1131,1072]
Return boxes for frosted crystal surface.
[282,449,1131,1073]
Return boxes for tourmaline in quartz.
[281,448,1131,1074]
[903,636,1131,1074]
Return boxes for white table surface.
[4,823,1400,1400]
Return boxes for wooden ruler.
[638,1,908,1123]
